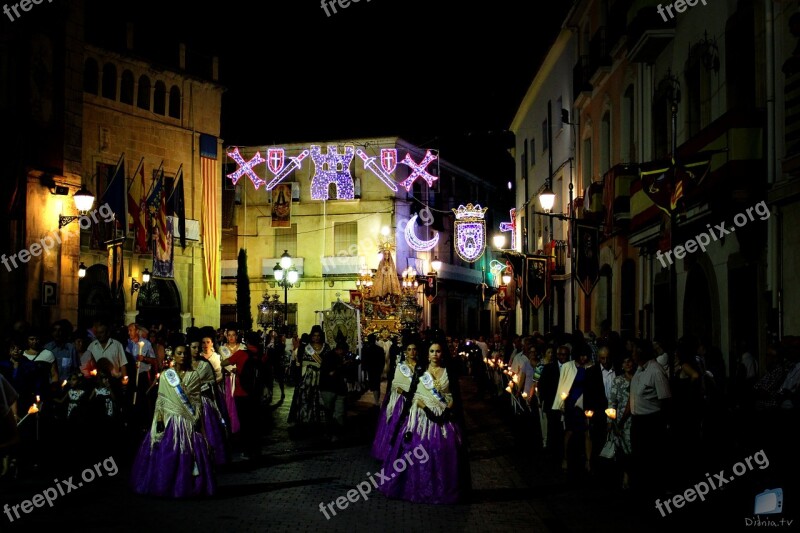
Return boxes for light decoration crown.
[453,204,488,219]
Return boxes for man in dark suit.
[538,344,569,456]
[583,345,610,469]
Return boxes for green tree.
[236,248,253,331]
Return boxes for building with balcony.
[222,138,501,338]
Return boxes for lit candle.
[584,410,594,418]
[122,376,129,385]
[560,392,568,401]
[35,395,40,403]
[505,386,512,393]
[605,408,617,420]
[522,392,528,399]
[513,375,519,384]
[28,404,39,414]
[138,341,145,356]
[61,379,67,388]
[90,369,98,376]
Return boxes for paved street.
[1,376,794,533]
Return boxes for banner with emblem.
[452,203,488,263]
[271,183,292,227]
[525,255,548,309]
[575,224,600,295]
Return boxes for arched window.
[153,81,166,115]
[120,70,134,105]
[84,58,98,94]
[101,63,117,100]
[621,85,635,163]
[168,85,181,118]
[137,75,150,110]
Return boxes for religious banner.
[271,183,292,227]
[525,255,548,309]
[639,150,717,215]
[106,239,125,302]
[152,216,175,278]
[575,224,600,295]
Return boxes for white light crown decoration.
[452,203,488,263]
[310,145,356,200]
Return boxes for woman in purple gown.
[131,345,215,498]
[372,342,420,460]
[191,338,228,465]
[378,342,466,504]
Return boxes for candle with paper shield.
[605,408,617,420]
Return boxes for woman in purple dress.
[131,345,215,498]
[191,338,228,466]
[372,342,420,460]
[378,342,466,504]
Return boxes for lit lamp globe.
[502,271,512,285]
[431,257,442,272]
[142,268,151,283]
[493,234,506,250]
[279,250,292,269]
[539,187,556,213]
[286,266,299,285]
[73,187,95,214]
[273,263,284,282]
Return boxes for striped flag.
[200,134,220,298]
[128,157,148,253]
[148,164,173,278]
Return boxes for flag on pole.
[128,157,148,253]
[167,164,186,250]
[200,134,219,298]
[100,153,126,238]
[148,165,173,278]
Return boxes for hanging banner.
[525,255,548,309]
[152,216,174,278]
[271,183,292,228]
[638,150,716,215]
[575,224,600,295]
[452,203,488,263]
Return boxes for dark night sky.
[85,0,572,179]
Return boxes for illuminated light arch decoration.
[499,208,517,250]
[452,203,488,263]
[266,148,310,190]
[227,148,266,189]
[399,150,438,191]
[404,214,439,251]
[310,145,355,200]
[356,149,397,192]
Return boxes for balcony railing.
[587,27,612,81]
[573,55,592,101]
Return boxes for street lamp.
[493,234,507,250]
[430,256,442,273]
[538,186,556,214]
[273,252,298,333]
[59,187,96,228]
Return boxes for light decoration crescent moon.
[404,214,439,252]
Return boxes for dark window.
[168,85,181,118]
[84,58,98,94]
[120,70,134,105]
[101,63,116,100]
[153,81,166,115]
[137,75,150,110]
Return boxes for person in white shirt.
[86,323,128,379]
[598,347,616,403]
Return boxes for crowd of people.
[3,314,798,508]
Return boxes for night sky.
[86,0,572,179]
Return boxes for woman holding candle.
[191,337,227,465]
[131,343,215,498]
[609,356,635,489]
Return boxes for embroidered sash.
[164,369,195,417]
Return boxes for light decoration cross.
[310,145,355,200]
[399,150,438,191]
[499,208,517,250]
[452,203,488,263]
[226,148,266,189]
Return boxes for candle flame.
[61,379,67,388]
[505,386,512,393]
[138,341,145,347]
[28,404,39,414]
[584,410,594,418]
[90,369,98,376]
[35,395,40,403]
[605,408,617,419]
[122,376,129,385]
[560,392,568,400]
[522,392,528,399]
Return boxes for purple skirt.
[130,423,216,498]
[378,418,464,504]
[371,395,406,461]
[201,396,228,465]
